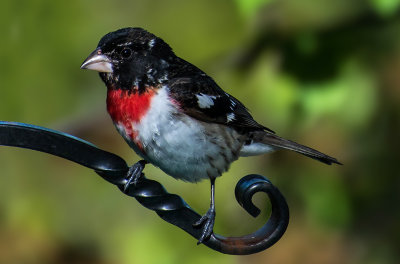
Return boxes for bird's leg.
[123,160,147,192]
[193,178,216,244]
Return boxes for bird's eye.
[121,48,132,58]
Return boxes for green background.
[1,0,399,263]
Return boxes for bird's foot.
[123,160,147,192]
[193,207,215,244]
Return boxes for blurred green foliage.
[370,0,400,16]
[1,0,400,264]
[234,0,272,18]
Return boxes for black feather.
[168,76,274,132]
[252,131,342,165]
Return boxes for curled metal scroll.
[0,121,289,255]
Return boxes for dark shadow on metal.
[0,121,289,255]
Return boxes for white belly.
[115,86,243,182]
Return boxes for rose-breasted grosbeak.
[81,27,340,244]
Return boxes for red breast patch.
[107,89,155,142]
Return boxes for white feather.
[148,38,156,48]
[240,142,275,157]
[227,113,235,122]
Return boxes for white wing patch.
[196,93,217,109]
[227,112,235,122]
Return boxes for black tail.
[259,132,342,165]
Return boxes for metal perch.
[0,121,289,255]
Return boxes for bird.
[81,27,341,244]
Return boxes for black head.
[81,27,176,90]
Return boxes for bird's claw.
[123,160,146,192]
[193,207,215,244]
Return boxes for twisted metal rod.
[0,121,289,255]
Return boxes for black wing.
[167,76,274,133]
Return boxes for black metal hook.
[0,121,289,255]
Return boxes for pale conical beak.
[80,49,113,73]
